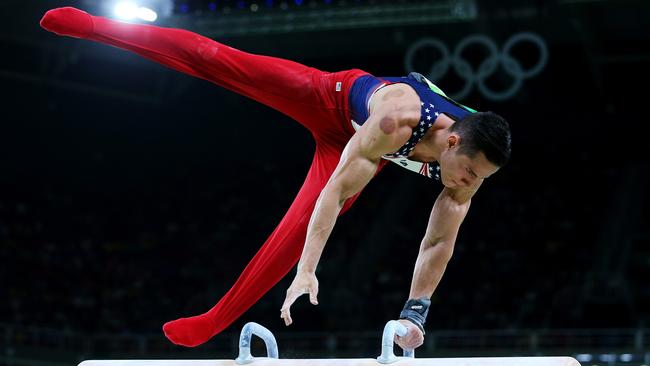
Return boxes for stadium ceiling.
[167,0,479,37]
[0,0,646,104]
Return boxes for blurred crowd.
[2,147,642,336]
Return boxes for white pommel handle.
[235,322,279,364]
[376,320,415,364]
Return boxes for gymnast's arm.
[394,183,480,349]
[280,99,419,326]
[409,184,479,299]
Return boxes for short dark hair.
[449,111,511,167]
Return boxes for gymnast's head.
[437,111,511,189]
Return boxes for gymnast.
[40,7,512,351]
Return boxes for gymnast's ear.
[447,134,460,149]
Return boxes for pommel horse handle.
[235,322,279,364]
[376,320,415,364]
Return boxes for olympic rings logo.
[404,32,549,101]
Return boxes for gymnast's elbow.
[421,238,456,264]
[320,179,357,210]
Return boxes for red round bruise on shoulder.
[379,117,396,134]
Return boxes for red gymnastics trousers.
[40,7,387,347]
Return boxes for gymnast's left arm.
[394,183,481,350]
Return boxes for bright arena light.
[114,2,158,22]
[114,2,138,20]
[137,7,158,22]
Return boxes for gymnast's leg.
[162,142,376,347]
[40,7,377,347]
[40,7,331,133]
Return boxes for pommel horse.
[79,321,580,366]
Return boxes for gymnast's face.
[438,135,499,189]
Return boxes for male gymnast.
[40,7,512,351]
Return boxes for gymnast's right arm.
[280,98,419,326]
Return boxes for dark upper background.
[0,0,648,338]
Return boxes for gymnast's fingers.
[280,306,293,326]
[394,321,424,349]
[281,289,304,326]
[396,333,420,350]
[407,332,424,349]
[394,334,408,350]
[309,286,319,305]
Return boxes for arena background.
[1,0,648,365]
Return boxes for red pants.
[41,8,386,346]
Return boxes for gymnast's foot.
[163,314,216,347]
[40,7,94,38]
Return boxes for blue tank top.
[348,72,476,182]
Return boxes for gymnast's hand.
[394,319,424,350]
[280,270,319,326]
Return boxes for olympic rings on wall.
[404,32,548,102]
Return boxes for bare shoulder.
[369,83,421,119]
[357,84,421,159]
